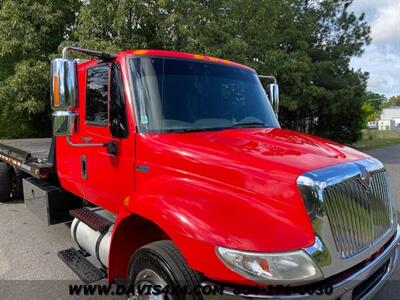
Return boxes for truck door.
[79,62,134,212]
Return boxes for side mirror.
[258,75,280,115]
[50,58,78,110]
[267,83,280,114]
[52,111,76,136]
[50,58,78,136]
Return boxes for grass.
[351,129,400,150]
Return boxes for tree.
[271,0,371,143]
[68,0,280,61]
[364,92,385,111]
[382,95,400,108]
[362,103,378,122]
[0,0,80,138]
[68,0,370,143]
[0,0,371,143]
[360,91,385,123]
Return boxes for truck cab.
[0,46,398,299]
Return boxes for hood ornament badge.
[357,164,372,190]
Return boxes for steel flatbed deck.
[0,138,55,179]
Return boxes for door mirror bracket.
[105,142,118,156]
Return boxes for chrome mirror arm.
[62,46,117,62]
[258,75,277,84]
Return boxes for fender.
[108,175,315,284]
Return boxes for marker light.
[193,54,205,60]
[133,50,149,55]
[53,75,60,107]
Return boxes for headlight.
[216,247,323,285]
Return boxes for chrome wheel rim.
[129,269,170,300]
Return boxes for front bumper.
[203,225,400,300]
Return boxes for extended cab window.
[86,65,110,125]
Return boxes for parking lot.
[366,145,400,300]
[0,144,399,299]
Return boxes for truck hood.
[138,128,369,188]
[135,128,370,251]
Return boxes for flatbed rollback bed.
[0,137,82,225]
[0,138,55,179]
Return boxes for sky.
[350,0,400,98]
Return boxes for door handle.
[81,155,87,180]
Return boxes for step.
[70,208,112,233]
[58,247,105,284]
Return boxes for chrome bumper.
[204,225,400,300]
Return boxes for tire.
[0,162,11,202]
[10,168,26,199]
[128,240,204,300]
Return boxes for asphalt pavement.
[0,144,399,299]
[366,144,400,300]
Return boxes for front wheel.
[128,240,204,300]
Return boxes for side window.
[110,63,129,138]
[86,65,110,125]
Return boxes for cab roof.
[78,49,254,71]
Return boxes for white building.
[378,106,400,130]
[378,119,395,131]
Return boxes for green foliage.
[0,0,80,138]
[359,91,385,124]
[271,0,371,143]
[364,91,385,111]
[382,95,400,108]
[66,0,373,144]
[0,0,372,144]
[362,102,378,122]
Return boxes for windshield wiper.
[162,127,227,133]
[231,121,268,128]
[160,123,271,133]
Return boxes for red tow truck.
[0,46,398,299]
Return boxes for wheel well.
[8,165,15,184]
[108,214,170,283]
[9,165,27,176]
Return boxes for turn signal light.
[53,75,60,107]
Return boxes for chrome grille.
[323,170,392,258]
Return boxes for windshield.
[129,57,280,133]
